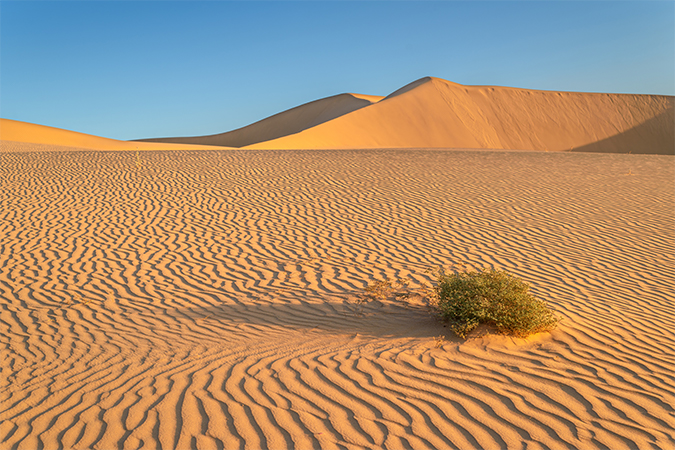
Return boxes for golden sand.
[1,145,673,449]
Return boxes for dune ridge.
[245,77,674,154]
[137,93,384,148]
[1,147,673,449]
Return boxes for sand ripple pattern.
[1,147,673,449]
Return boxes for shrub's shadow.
[176,297,450,340]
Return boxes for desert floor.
[1,145,673,450]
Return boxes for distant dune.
[137,93,383,148]
[3,77,673,154]
[138,76,674,155]
[243,77,674,154]
[0,119,232,151]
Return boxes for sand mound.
[0,119,232,151]
[136,93,383,148]
[245,77,674,154]
[1,147,673,449]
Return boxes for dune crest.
[245,77,674,154]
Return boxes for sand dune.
[0,118,232,151]
[4,77,673,154]
[1,146,673,449]
[137,93,383,148]
[245,77,674,154]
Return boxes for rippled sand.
[1,145,673,449]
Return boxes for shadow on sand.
[173,296,450,341]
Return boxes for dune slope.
[246,77,674,154]
[137,93,383,148]
[1,147,673,449]
[0,119,232,151]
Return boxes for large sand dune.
[244,77,674,154]
[131,77,674,154]
[0,119,232,151]
[1,146,673,449]
[138,93,383,148]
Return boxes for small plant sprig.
[61,294,97,307]
[348,276,415,316]
[362,276,413,303]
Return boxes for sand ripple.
[1,146,673,449]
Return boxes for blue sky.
[1,1,673,141]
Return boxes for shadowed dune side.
[135,93,383,148]
[382,76,432,99]
[469,81,675,155]
[245,77,674,154]
[1,148,673,449]
[0,119,233,151]
[571,109,675,154]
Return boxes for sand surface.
[1,145,673,449]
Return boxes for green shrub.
[433,268,559,339]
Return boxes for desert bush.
[433,268,560,339]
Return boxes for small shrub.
[362,276,412,302]
[350,276,414,316]
[434,268,559,339]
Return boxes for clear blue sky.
[1,1,673,141]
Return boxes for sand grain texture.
[1,146,673,449]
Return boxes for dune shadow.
[135,94,377,148]
[571,109,674,155]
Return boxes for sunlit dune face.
[244,78,674,154]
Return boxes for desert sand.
[0,143,673,449]
[140,77,675,155]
